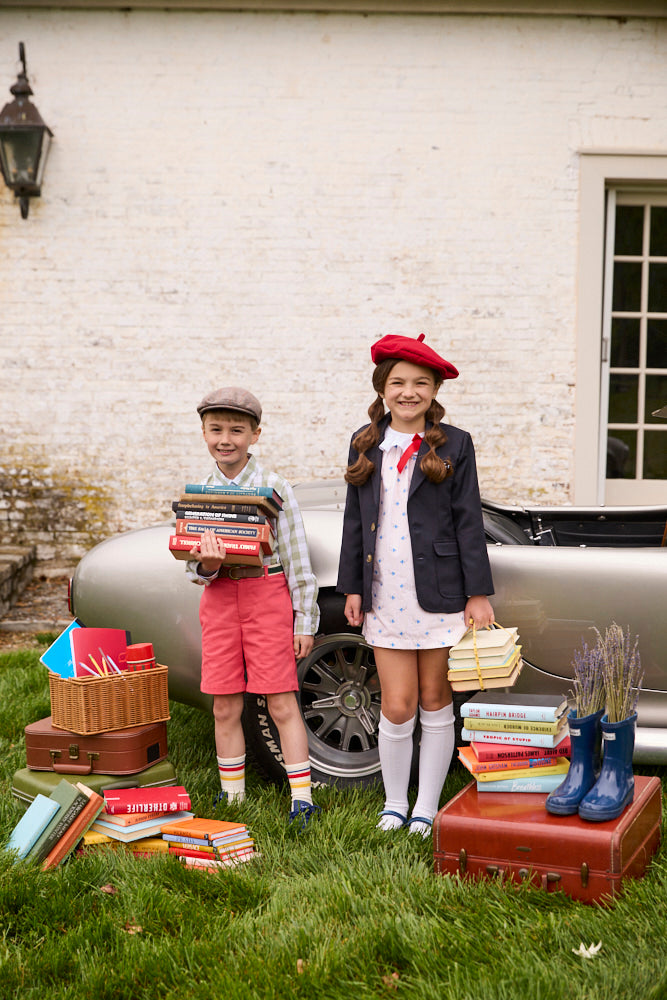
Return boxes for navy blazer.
[336,414,494,614]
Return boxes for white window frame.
[575,152,667,506]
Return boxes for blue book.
[39,619,83,678]
[183,484,282,510]
[5,794,60,859]
[91,811,194,843]
[475,772,566,793]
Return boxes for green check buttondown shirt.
[185,455,320,636]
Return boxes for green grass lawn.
[1,640,667,1000]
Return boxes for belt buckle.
[227,565,244,581]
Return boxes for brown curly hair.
[344,358,454,486]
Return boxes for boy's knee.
[266,691,298,725]
[212,693,244,725]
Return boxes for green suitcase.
[11,758,179,809]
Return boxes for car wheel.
[243,633,384,788]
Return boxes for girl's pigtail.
[344,396,385,485]
[421,399,454,483]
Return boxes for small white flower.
[572,942,602,959]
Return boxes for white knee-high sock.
[377,712,415,830]
[410,703,455,833]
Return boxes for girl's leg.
[212,693,246,801]
[374,648,419,830]
[409,648,455,835]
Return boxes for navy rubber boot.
[545,709,603,816]
[578,713,636,822]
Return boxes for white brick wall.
[1,9,666,561]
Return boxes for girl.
[337,333,494,837]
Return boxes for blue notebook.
[39,619,82,678]
[5,794,60,859]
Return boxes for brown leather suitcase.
[25,716,168,775]
[433,774,661,905]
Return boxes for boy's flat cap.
[371,333,459,380]
[197,387,262,423]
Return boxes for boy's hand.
[294,635,314,659]
[194,529,227,574]
[344,594,363,628]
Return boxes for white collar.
[379,426,424,453]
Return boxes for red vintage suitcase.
[433,775,661,905]
[25,716,168,775]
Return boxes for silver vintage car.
[70,481,667,787]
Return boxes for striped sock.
[285,760,313,806]
[217,754,246,802]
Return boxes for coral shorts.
[199,570,298,695]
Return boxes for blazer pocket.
[432,539,465,598]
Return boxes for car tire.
[242,632,470,788]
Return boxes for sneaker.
[289,800,321,831]
[213,790,228,806]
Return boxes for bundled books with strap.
[447,621,522,692]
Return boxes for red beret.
[370,333,459,381]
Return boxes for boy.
[186,387,320,828]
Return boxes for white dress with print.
[362,426,467,651]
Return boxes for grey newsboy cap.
[196,387,262,423]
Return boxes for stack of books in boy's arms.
[87,785,194,854]
[459,692,571,793]
[160,816,257,870]
[3,779,105,869]
[168,484,283,566]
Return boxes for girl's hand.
[196,529,227,573]
[344,594,364,628]
[465,595,495,630]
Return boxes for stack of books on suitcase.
[459,692,571,793]
[168,484,283,566]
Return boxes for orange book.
[41,783,105,870]
[458,745,567,775]
[160,817,248,844]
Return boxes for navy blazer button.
[371,522,376,531]
[366,554,373,563]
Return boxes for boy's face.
[202,411,261,480]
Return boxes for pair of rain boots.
[545,709,637,822]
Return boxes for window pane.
[648,262,667,313]
[612,262,642,312]
[615,205,644,256]
[606,431,636,479]
[647,320,667,369]
[649,206,667,257]
[643,430,667,479]
[645,374,667,423]
[610,317,640,367]
[608,373,638,423]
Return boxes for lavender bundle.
[571,637,606,718]
[596,623,643,723]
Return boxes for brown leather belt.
[217,564,284,581]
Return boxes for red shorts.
[199,570,298,695]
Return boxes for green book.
[27,779,89,864]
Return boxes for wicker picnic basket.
[48,665,170,735]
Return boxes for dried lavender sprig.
[596,623,643,724]
[570,637,605,717]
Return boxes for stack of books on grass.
[3,778,105,869]
[89,785,194,852]
[447,627,522,692]
[168,484,283,566]
[459,692,571,793]
[160,816,257,870]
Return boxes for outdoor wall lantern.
[0,43,53,219]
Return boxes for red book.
[458,745,568,775]
[41,783,105,870]
[69,627,130,678]
[103,786,191,815]
[168,535,263,565]
[168,844,254,861]
[471,736,571,762]
[175,519,274,553]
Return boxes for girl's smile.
[381,360,438,433]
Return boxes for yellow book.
[463,714,567,735]
[475,758,570,782]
